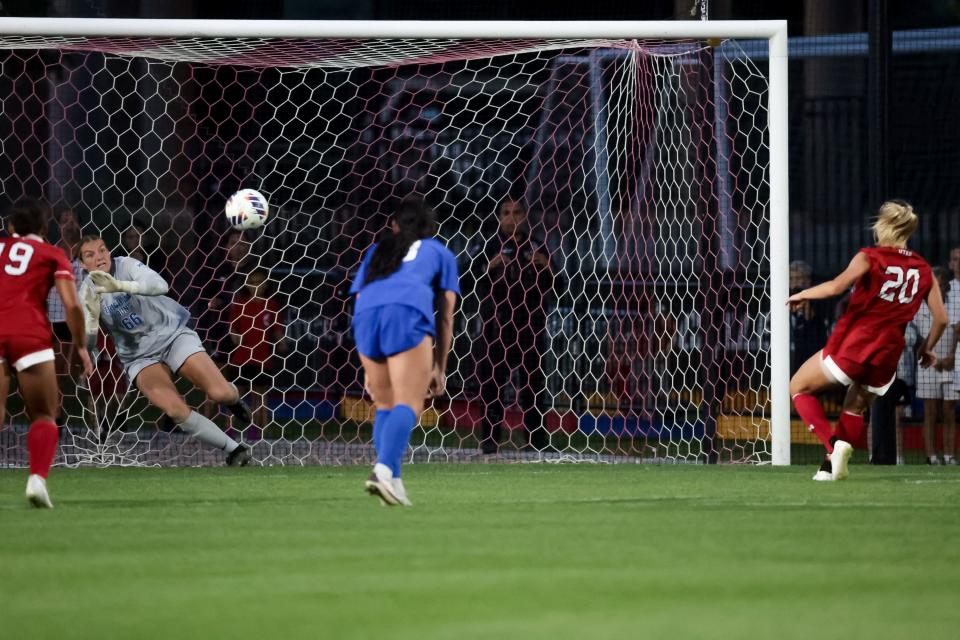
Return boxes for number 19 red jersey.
[0,234,75,340]
[824,246,933,372]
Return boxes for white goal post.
[0,18,790,466]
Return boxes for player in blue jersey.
[350,198,460,506]
[77,234,254,466]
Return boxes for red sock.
[836,411,865,448]
[793,393,834,453]
[27,420,59,478]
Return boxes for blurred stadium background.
[0,1,958,468]
[1,4,959,640]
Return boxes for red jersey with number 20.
[824,246,933,368]
[0,234,75,339]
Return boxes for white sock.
[178,411,238,453]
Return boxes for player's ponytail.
[364,198,437,285]
[873,199,918,248]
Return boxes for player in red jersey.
[0,200,93,507]
[787,200,948,481]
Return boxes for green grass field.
[1,464,959,639]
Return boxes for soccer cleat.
[944,455,957,466]
[831,440,853,480]
[811,457,832,481]
[227,400,253,426]
[158,414,178,432]
[927,455,942,466]
[391,477,413,507]
[365,463,401,506]
[25,474,53,509]
[225,444,252,467]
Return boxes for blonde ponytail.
[872,200,918,247]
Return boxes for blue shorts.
[352,305,434,360]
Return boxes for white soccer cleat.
[25,474,53,509]
[812,470,834,481]
[365,463,401,506]
[831,440,854,481]
[391,477,413,507]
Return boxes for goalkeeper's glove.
[82,283,101,335]
[89,270,140,295]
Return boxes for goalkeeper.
[76,234,252,465]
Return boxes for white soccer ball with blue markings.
[225,188,269,230]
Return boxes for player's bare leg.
[137,363,247,465]
[829,384,874,481]
[790,351,842,479]
[360,355,394,410]
[136,364,191,422]
[18,360,60,508]
[360,339,431,506]
[789,350,837,397]
[178,352,253,432]
[382,338,433,506]
[386,337,432,416]
[360,353,401,505]
[922,399,940,464]
[942,400,956,464]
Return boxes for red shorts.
[820,349,897,395]
[0,334,55,372]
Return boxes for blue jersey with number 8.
[350,238,460,324]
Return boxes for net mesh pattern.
[0,35,772,466]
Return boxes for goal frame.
[0,17,791,465]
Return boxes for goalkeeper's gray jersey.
[80,257,191,363]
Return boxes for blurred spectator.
[789,260,830,374]
[44,208,86,387]
[196,229,254,421]
[950,246,960,451]
[154,207,198,299]
[469,198,554,453]
[46,208,84,319]
[950,246,960,294]
[912,266,958,465]
[197,229,255,363]
[228,269,286,434]
[121,222,150,265]
[327,205,366,272]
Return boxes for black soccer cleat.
[158,414,178,432]
[227,400,253,426]
[226,444,252,467]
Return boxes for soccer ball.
[225,189,269,230]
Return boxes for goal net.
[0,20,788,467]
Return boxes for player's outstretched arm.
[89,259,168,296]
[918,283,949,369]
[56,278,93,378]
[79,280,101,341]
[787,252,870,309]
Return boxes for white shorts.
[916,365,955,400]
[1,349,55,372]
[124,328,206,385]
